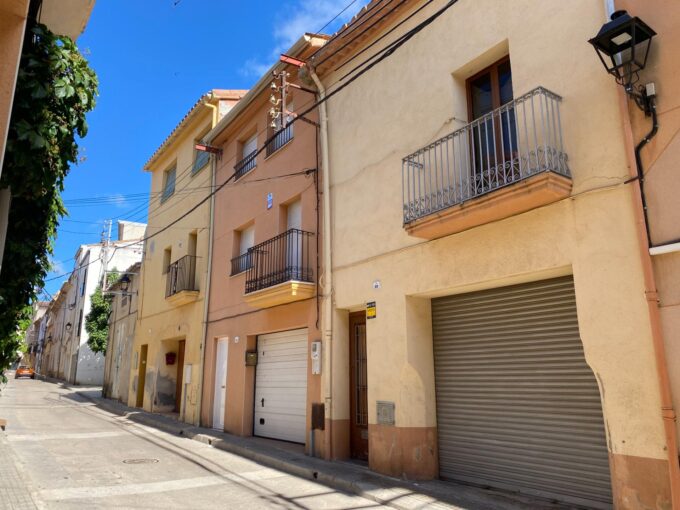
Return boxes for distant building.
[40,221,145,385]
[103,262,141,403]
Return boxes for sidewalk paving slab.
[59,384,578,510]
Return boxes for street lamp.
[65,322,72,332]
[589,10,656,113]
[119,274,131,293]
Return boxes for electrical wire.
[46,0,461,287]
[316,0,358,34]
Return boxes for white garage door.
[254,328,307,443]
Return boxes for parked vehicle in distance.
[15,366,35,379]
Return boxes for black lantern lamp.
[119,274,131,293]
[65,322,72,332]
[589,10,656,113]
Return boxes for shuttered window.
[162,166,176,202]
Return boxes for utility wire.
[47,0,460,286]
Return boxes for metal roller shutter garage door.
[432,276,612,509]
[254,328,307,443]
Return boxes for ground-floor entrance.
[432,276,613,509]
[349,312,368,461]
[254,328,308,443]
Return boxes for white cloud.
[111,193,129,209]
[48,257,67,275]
[241,0,368,77]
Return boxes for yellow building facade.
[309,1,678,508]
[129,90,245,424]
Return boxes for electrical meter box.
[311,341,321,375]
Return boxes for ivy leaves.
[0,23,98,379]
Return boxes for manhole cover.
[122,459,159,464]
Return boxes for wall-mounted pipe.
[617,84,680,509]
[308,66,333,460]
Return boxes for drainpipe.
[617,88,680,507]
[308,67,333,460]
[195,97,219,427]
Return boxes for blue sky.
[45,0,364,297]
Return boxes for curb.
[72,389,564,510]
[75,392,448,510]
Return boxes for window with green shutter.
[162,166,176,202]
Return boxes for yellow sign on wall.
[366,301,376,319]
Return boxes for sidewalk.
[66,386,573,510]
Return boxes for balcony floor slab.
[405,171,572,240]
[243,280,315,309]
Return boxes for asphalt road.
[0,374,386,510]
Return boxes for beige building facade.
[129,90,245,424]
[308,1,678,508]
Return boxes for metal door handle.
[261,398,265,407]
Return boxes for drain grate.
[122,458,159,464]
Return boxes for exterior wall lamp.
[119,274,130,293]
[65,322,72,332]
[589,10,656,114]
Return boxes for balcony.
[265,124,293,158]
[243,228,315,309]
[230,251,252,276]
[165,255,199,306]
[234,150,257,180]
[402,87,571,239]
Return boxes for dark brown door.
[175,340,186,412]
[466,57,516,192]
[349,312,368,460]
[136,345,147,408]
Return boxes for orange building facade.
[200,34,328,456]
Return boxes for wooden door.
[349,312,368,460]
[175,340,186,412]
[136,345,147,408]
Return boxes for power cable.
[48,0,460,286]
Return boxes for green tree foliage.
[85,270,118,354]
[0,24,98,380]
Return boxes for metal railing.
[234,150,257,179]
[265,124,293,157]
[230,251,252,276]
[245,228,314,294]
[165,255,198,298]
[402,87,569,224]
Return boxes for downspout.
[617,89,680,506]
[308,67,333,460]
[195,98,219,426]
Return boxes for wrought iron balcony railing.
[165,255,198,298]
[245,228,314,294]
[402,87,569,224]
[234,150,257,179]
[265,124,293,157]
[230,251,252,276]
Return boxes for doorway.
[213,337,229,430]
[174,340,186,412]
[136,344,147,408]
[349,312,368,460]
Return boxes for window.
[77,310,83,337]
[162,247,172,274]
[466,58,516,192]
[235,134,258,178]
[81,269,87,296]
[192,145,210,175]
[231,224,254,275]
[161,166,176,202]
